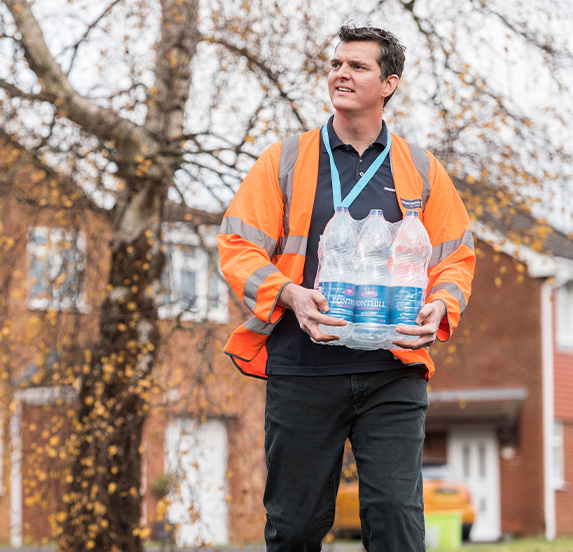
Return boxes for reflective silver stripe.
[408,142,431,209]
[428,282,467,314]
[277,136,299,256]
[243,264,280,312]
[244,316,279,336]
[279,136,299,197]
[277,234,308,256]
[219,216,277,258]
[429,229,475,268]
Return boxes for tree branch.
[65,0,123,76]
[206,36,307,129]
[0,129,111,216]
[145,0,200,140]
[0,76,54,103]
[4,0,155,160]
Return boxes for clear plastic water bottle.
[353,209,392,347]
[389,211,432,329]
[315,206,357,339]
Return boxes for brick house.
[0,136,268,547]
[424,182,573,542]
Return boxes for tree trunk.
[59,178,167,552]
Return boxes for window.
[553,420,565,490]
[556,282,573,349]
[27,227,86,311]
[159,224,228,324]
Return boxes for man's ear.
[383,74,400,100]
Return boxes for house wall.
[423,431,447,462]
[0,148,268,545]
[556,421,573,535]
[554,302,573,535]
[554,325,573,422]
[143,317,267,544]
[0,146,110,545]
[20,404,69,545]
[427,239,546,537]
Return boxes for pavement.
[0,542,366,552]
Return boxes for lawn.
[330,537,573,552]
[460,538,573,552]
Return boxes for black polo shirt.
[266,116,404,376]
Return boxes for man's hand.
[278,282,346,342]
[392,300,447,350]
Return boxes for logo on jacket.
[400,198,422,210]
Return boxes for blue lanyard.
[321,125,392,209]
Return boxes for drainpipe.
[541,280,556,541]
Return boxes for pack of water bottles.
[314,206,432,350]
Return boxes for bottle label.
[389,286,424,325]
[354,285,390,324]
[317,281,355,322]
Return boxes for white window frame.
[159,224,228,324]
[552,420,566,490]
[556,281,573,349]
[26,226,87,312]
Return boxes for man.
[218,25,475,551]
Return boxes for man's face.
[328,40,388,117]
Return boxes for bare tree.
[0,0,319,550]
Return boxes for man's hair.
[337,25,406,106]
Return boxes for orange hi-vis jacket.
[217,128,475,380]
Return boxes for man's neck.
[332,113,384,156]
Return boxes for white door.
[448,427,501,542]
[165,418,229,546]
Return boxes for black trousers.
[263,367,428,552]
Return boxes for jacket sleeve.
[217,141,291,324]
[423,154,476,341]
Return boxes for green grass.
[459,537,573,552]
[330,537,573,552]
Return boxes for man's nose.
[338,62,350,78]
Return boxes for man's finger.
[392,337,430,350]
[311,331,341,343]
[395,325,424,336]
[316,314,347,327]
[311,290,330,312]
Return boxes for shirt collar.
[320,115,388,153]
